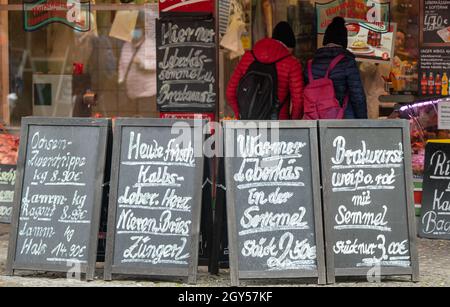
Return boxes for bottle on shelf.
[436,73,442,96]
[421,72,428,95]
[443,73,449,96]
[428,72,435,96]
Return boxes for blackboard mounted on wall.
[104,119,204,284]
[224,121,326,286]
[420,0,450,47]
[156,15,217,113]
[319,120,419,284]
[0,165,16,224]
[419,141,450,240]
[6,118,111,280]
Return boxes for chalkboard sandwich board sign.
[223,121,326,286]
[104,119,204,284]
[419,141,450,240]
[319,120,419,284]
[6,117,111,281]
[156,15,217,113]
[0,165,16,224]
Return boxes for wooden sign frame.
[419,140,450,240]
[319,120,420,284]
[223,120,327,286]
[0,164,17,224]
[6,117,111,281]
[104,118,204,284]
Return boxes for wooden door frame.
[0,0,10,125]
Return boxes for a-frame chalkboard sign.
[224,120,326,286]
[419,140,450,240]
[6,117,111,281]
[104,119,204,284]
[319,120,419,284]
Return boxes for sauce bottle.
[442,73,449,96]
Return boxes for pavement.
[0,224,449,287]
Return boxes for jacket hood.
[252,38,292,64]
[314,46,356,61]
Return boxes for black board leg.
[209,198,223,275]
[104,271,112,281]
[209,157,226,275]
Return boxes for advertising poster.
[315,0,390,34]
[419,0,450,97]
[347,19,396,63]
[420,0,450,46]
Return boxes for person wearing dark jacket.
[305,17,368,119]
[226,22,304,120]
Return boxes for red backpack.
[303,54,349,120]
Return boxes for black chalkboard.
[6,117,110,280]
[421,0,450,46]
[419,141,450,240]
[0,165,16,224]
[224,121,326,286]
[319,120,419,284]
[104,119,204,283]
[156,15,217,113]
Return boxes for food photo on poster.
[346,19,396,63]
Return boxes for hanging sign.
[315,0,390,34]
[158,0,215,13]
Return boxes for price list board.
[6,118,110,280]
[319,120,419,283]
[420,0,450,46]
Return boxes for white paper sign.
[438,100,450,130]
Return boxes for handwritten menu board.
[6,118,110,280]
[319,121,419,283]
[0,165,16,224]
[421,0,450,46]
[223,121,326,286]
[156,16,217,113]
[420,141,450,239]
[104,119,204,283]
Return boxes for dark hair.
[272,22,296,49]
[323,17,348,48]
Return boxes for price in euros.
[424,14,448,32]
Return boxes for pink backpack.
[303,54,349,120]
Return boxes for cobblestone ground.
[0,224,449,287]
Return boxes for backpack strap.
[325,54,346,78]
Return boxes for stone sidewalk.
[0,224,449,287]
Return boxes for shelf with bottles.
[419,71,450,97]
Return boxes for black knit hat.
[272,22,296,49]
[323,17,348,48]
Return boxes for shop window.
[1,1,159,127]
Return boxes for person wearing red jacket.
[226,22,304,120]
